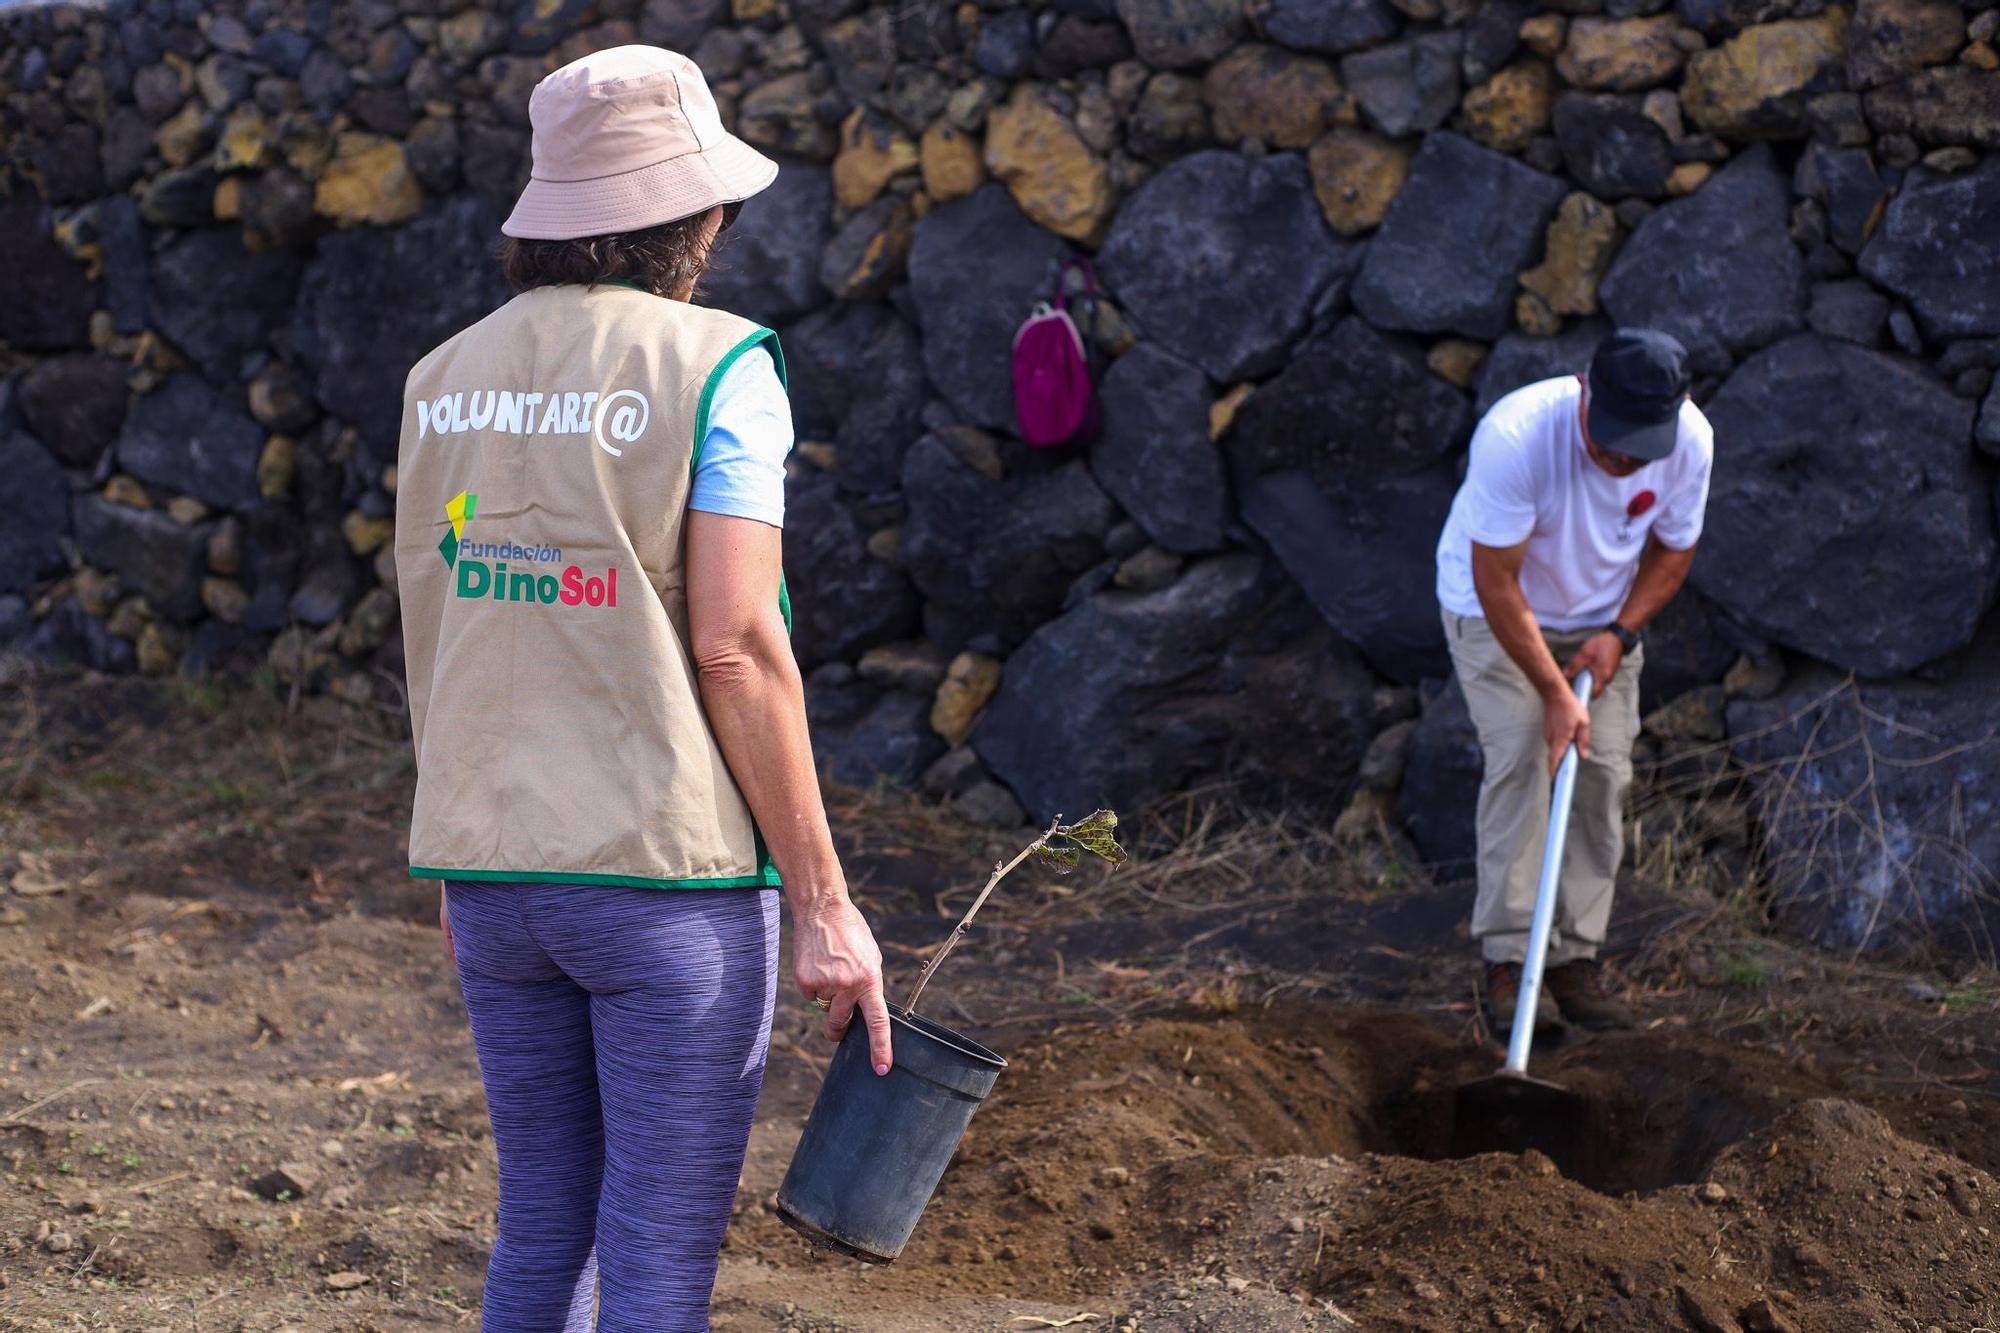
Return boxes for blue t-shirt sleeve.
[690,345,793,528]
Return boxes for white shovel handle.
[1503,669,1593,1076]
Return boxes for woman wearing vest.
[394,47,893,1332]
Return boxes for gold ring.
[813,995,832,1010]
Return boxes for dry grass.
[0,659,413,885]
[12,649,1992,969]
[824,774,1404,929]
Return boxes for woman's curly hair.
[497,211,716,297]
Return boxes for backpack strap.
[1051,254,1097,303]
[1051,256,1100,371]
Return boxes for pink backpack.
[1011,257,1100,449]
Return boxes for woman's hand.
[791,896,894,1076]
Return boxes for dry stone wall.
[2,0,1998,951]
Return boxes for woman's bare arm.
[684,509,893,1072]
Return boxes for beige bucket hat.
[502,45,778,241]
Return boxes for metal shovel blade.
[1450,1067,1590,1162]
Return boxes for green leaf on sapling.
[1032,841,1083,873]
[1059,809,1127,865]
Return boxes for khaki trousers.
[1442,611,1642,966]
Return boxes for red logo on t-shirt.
[1627,490,1657,519]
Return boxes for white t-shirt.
[1434,375,1713,631]
[689,346,793,528]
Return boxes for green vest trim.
[694,326,791,464]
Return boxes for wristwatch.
[1607,621,1641,653]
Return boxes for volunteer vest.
[395,283,785,890]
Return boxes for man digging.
[1434,329,1713,1040]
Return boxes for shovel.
[1451,670,1595,1163]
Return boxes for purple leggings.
[445,882,780,1332]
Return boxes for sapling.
[903,810,1126,1014]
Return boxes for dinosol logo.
[436,490,619,609]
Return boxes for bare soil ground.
[3,672,1998,1332]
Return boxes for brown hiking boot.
[1544,958,1636,1031]
[1485,962,1565,1043]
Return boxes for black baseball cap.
[1585,329,1690,462]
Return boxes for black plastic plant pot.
[775,1004,1007,1263]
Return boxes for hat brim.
[1585,395,1679,462]
[502,133,779,241]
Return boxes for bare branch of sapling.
[903,810,1126,1015]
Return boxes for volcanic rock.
[0,433,70,594]
[738,71,836,160]
[1202,44,1352,149]
[71,495,213,623]
[1805,280,1890,346]
[816,195,913,302]
[1553,91,1674,199]
[1474,320,1610,416]
[1101,151,1349,380]
[1115,0,1244,70]
[806,670,945,787]
[1681,9,1848,140]
[1519,192,1622,317]
[0,196,98,351]
[920,121,985,202]
[22,598,137,673]
[983,85,1114,244]
[1307,128,1411,234]
[1864,68,2000,151]
[698,157,832,329]
[908,185,1069,431]
[1796,142,1888,255]
[1402,674,1483,869]
[1599,145,1804,372]
[1224,317,1471,681]
[783,301,894,440]
[1088,344,1229,554]
[1127,72,1212,160]
[1262,0,1401,55]
[117,374,266,512]
[1638,587,1742,713]
[1858,157,2000,339]
[972,555,1388,822]
[151,228,303,384]
[783,474,922,670]
[1555,15,1685,91]
[1693,334,1992,676]
[1353,132,1567,340]
[899,435,1117,652]
[1728,634,2000,954]
[1847,0,1965,90]
[1340,31,1462,137]
[833,313,930,493]
[17,355,130,468]
[300,198,512,451]
[314,132,422,227]
[972,7,1033,78]
[1460,60,1555,154]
